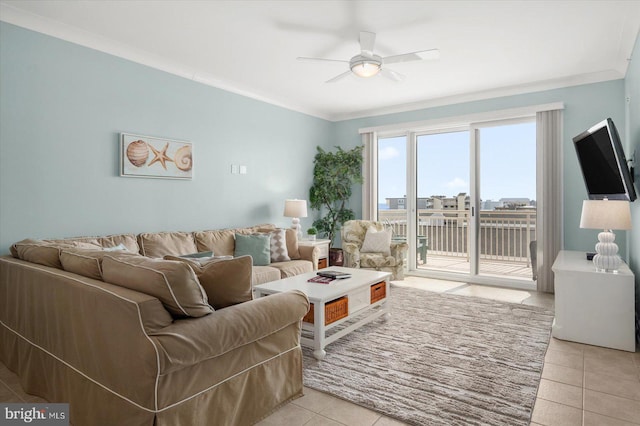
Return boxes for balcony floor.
[415,254,534,280]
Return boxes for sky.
[378,121,536,203]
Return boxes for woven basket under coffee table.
[254,267,391,360]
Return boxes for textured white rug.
[302,287,554,426]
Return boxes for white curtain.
[536,109,563,293]
[361,132,376,220]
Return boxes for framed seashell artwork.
[120,133,192,179]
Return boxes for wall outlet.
[239,165,247,174]
[231,164,239,174]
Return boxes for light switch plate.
[239,165,247,174]
[231,165,239,174]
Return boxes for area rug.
[302,286,554,426]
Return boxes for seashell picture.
[120,133,193,179]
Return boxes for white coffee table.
[254,267,391,360]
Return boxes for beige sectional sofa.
[0,224,315,425]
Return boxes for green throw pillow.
[234,233,271,266]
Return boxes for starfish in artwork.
[148,142,174,170]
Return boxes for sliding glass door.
[416,130,470,274]
[475,121,537,280]
[375,118,537,285]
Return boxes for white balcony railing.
[380,208,537,266]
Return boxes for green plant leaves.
[309,145,364,245]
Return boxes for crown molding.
[0,2,332,121]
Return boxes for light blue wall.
[0,23,333,253]
[333,80,628,258]
[624,31,640,332]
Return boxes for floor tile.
[584,389,640,424]
[584,355,638,380]
[373,416,410,425]
[522,293,555,309]
[547,338,587,355]
[544,349,584,370]
[303,414,344,426]
[318,397,381,426]
[585,371,640,401]
[292,387,339,413]
[541,362,583,387]
[583,411,639,426]
[449,284,532,303]
[536,379,582,408]
[256,402,315,426]
[531,398,582,426]
[0,381,24,403]
[583,345,636,363]
[391,276,464,293]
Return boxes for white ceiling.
[1,0,639,121]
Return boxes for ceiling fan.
[297,31,439,83]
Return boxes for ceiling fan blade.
[359,31,376,56]
[380,68,404,82]
[297,57,349,64]
[383,48,440,64]
[326,71,352,83]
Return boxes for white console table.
[552,250,636,352]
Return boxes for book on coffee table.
[317,270,351,279]
[307,275,334,284]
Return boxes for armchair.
[341,220,408,280]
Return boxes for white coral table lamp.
[284,199,308,241]
[580,199,632,273]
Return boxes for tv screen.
[573,118,636,201]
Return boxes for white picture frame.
[120,133,192,179]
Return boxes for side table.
[552,250,636,352]
[299,239,331,269]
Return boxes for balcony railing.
[380,208,537,266]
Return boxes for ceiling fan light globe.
[350,61,381,78]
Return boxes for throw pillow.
[234,233,271,266]
[266,229,291,262]
[360,228,392,256]
[169,256,253,310]
[102,255,213,318]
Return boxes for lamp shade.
[580,200,632,230]
[283,199,308,218]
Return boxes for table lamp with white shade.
[283,199,308,241]
[579,199,632,273]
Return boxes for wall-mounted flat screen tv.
[572,118,636,201]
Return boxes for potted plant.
[309,145,364,264]
[306,227,317,241]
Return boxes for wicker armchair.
[341,220,408,280]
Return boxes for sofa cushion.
[269,260,313,279]
[168,256,253,310]
[285,228,301,260]
[193,229,235,256]
[11,239,72,269]
[60,248,140,281]
[252,266,282,285]
[360,253,397,268]
[234,233,271,266]
[52,233,140,253]
[138,231,198,258]
[102,255,213,318]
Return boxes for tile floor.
[2,277,638,426]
